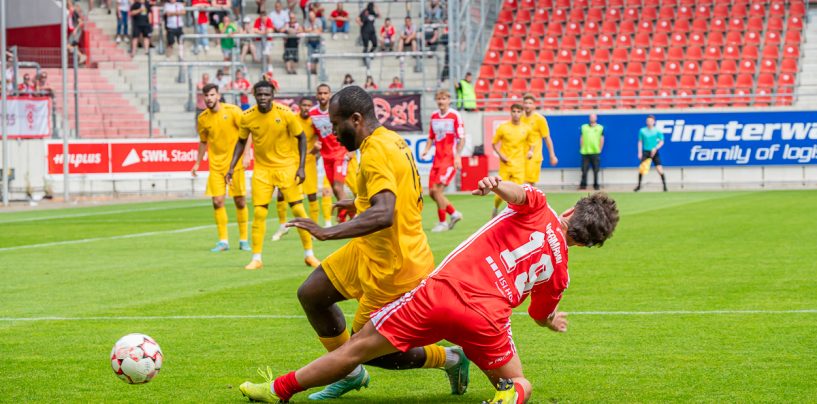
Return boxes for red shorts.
[323,158,348,185]
[428,163,457,189]
[371,278,516,370]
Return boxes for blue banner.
[542,110,817,168]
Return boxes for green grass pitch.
[1,190,816,403]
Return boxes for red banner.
[110,142,206,173]
[276,93,422,132]
[47,142,109,174]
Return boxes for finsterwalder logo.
[122,149,141,167]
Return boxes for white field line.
[0,224,214,252]
[2,310,816,322]
[0,203,206,224]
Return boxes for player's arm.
[492,140,508,163]
[535,310,568,332]
[599,129,605,153]
[653,133,664,156]
[637,134,643,160]
[192,141,206,177]
[287,190,395,241]
[296,131,306,184]
[226,136,248,184]
[471,176,526,205]
[454,117,465,169]
[420,136,433,159]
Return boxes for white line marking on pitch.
[0,225,213,252]
[0,203,206,224]
[2,310,816,322]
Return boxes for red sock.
[273,371,304,402]
[445,204,456,215]
[437,209,446,222]
[337,208,347,223]
[514,382,527,404]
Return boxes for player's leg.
[307,193,319,222]
[331,159,349,222]
[437,165,462,229]
[635,154,650,192]
[271,190,290,241]
[591,154,601,190]
[654,153,667,191]
[211,195,229,251]
[230,169,250,251]
[247,170,274,270]
[282,183,320,267]
[304,159,320,222]
[579,154,590,190]
[320,185,333,227]
[481,355,532,404]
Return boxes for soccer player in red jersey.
[421,89,465,232]
[238,176,620,404]
[309,83,355,222]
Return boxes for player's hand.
[454,157,462,170]
[225,170,234,185]
[471,176,501,196]
[547,312,568,333]
[191,162,199,177]
[421,150,429,159]
[314,140,322,151]
[333,199,357,214]
[527,151,534,160]
[286,218,330,240]
[296,167,305,185]
[549,155,558,166]
[242,158,251,170]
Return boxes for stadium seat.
[655,89,673,108]
[634,33,651,48]
[730,2,748,19]
[567,77,584,91]
[620,21,637,36]
[780,59,798,74]
[656,18,672,33]
[511,23,527,38]
[623,76,640,91]
[590,62,607,77]
[562,91,580,109]
[507,37,523,51]
[500,50,518,65]
[523,37,540,51]
[516,64,533,80]
[691,18,708,33]
[497,9,514,24]
[694,89,713,107]
[637,21,653,36]
[710,17,727,33]
[659,6,674,20]
[631,47,647,63]
[748,3,765,18]
[787,16,804,32]
[584,20,600,35]
[530,78,547,95]
[706,32,724,48]
[694,5,710,19]
[676,5,693,20]
[599,90,617,109]
[665,61,681,76]
[619,90,637,109]
[674,89,692,108]
[765,31,781,46]
[569,8,585,23]
[604,76,622,90]
[667,47,684,61]
[701,60,718,74]
[551,63,569,78]
[775,87,793,106]
[516,9,532,24]
[758,73,774,89]
[779,73,795,87]
[539,49,555,64]
[653,34,669,47]
[673,19,690,33]
[739,60,756,74]
[760,58,777,74]
[648,47,665,63]
[732,88,750,107]
[529,23,546,38]
[592,48,611,63]
[492,79,510,94]
[548,78,565,92]
[484,50,501,65]
[551,8,566,23]
[586,76,603,92]
[579,34,596,49]
[767,17,783,33]
[605,7,621,23]
[601,21,618,36]
[533,8,549,24]
[689,33,705,47]
[511,78,529,94]
[518,50,536,65]
[685,47,703,62]
[741,46,759,60]
[504,0,517,10]
[489,37,505,52]
[720,60,738,75]
[587,7,604,22]
[566,22,583,36]
[671,33,687,48]
[570,63,588,78]
[735,74,754,90]
[561,35,578,50]
[623,7,639,22]
[723,45,740,60]
[646,61,662,75]
[679,75,697,90]
[626,62,643,76]
[475,79,490,94]
[725,32,742,46]
[557,49,573,63]
[783,46,800,60]
[590,0,606,8]
[580,92,599,109]
[744,31,761,46]
[642,75,659,90]
[641,6,658,21]
[597,34,614,49]
[716,74,735,89]
[754,87,772,107]
[479,65,496,80]
[728,18,744,33]
[555,0,571,9]
[698,74,715,90]
[533,64,551,78]
[543,35,559,50]
[747,17,763,32]
[704,46,721,61]
[637,90,656,109]
[713,4,729,18]
[608,62,625,77]
[785,31,802,46]
[791,1,807,17]
[575,48,592,64]
[612,48,629,63]
[519,0,535,10]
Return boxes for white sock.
[252,253,262,261]
[439,221,447,226]
[240,239,248,243]
[325,220,332,227]
[444,348,460,369]
[304,249,314,258]
[278,224,287,230]
[220,239,229,244]
[345,365,363,379]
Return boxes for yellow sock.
[318,331,350,352]
[308,199,320,222]
[422,345,447,368]
[236,206,249,241]
[321,195,333,223]
[251,206,268,254]
[214,206,228,241]
[291,203,313,251]
[494,194,503,209]
[276,200,288,225]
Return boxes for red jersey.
[309,105,347,160]
[428,108,464,167]
[232,78,251,105]
[431,185,569,322]
[192,0,209,25]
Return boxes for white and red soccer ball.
[110,333,163,384]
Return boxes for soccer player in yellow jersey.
[277,86,471,400]
[271,98,323,242]
[491,103,535,217]
[521,94,558,186]
[225,80,320,270]
[191,84,250,252]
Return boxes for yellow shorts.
[345,156,359,196]
[303,157,319,196]
[322,240,423,332]
[252,166,304,206]
[499,164,525,185]
[206,168,246,197]
[525,159,543,184]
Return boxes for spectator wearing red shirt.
[232,70,251,110]
[329,3,349,39]
[364,75,378,90]
[263,69,280,91]
[380,18,396,51]
[67,2,87,63]
[388,76,404,93]
[18,73,35,96]
[192,0,211,54]
[253,12,275,66]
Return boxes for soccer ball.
[110,333,163,384]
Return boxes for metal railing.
[311,50,440,88]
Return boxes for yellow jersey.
[521,112,550,162]
[197,103,243,173]
[295,114,318,164]
[239,102,303,169]
[492,121,532,168]
[354,126,434,291]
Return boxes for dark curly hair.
[567,192,619,247]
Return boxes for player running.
[492,103,535,217]
[226,80,320,270]
[257,86,469,400]
[310,84,356,223]
[238,176,620,404]
[271,98,322,243]
[521,94,557,186]
[421,89,465,232]
[191,83,250,252]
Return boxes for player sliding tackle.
[238,174,620,403]
[242,86,470,401]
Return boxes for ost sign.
[46,140,210,177]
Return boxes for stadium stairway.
[83,1,444,138]
[796,8,817,106]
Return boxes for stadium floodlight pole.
[61,0,69,202]
[1,0,8,206]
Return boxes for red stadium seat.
[704,46,722,61]
[739,59,756,74]
[760,46,779,62]
[779,73,795,87]
[543,35,559,50]
[694,89,713,107]
[566,21,583,36]
[728,18,744,33]
[783,45,800,60]
[691,18,707,33]
[641,6,658,21]
[580,92,599,110]
[519,0,535,10]
[548,78,565,92]
[567,77,584,91]
[608,62,625,76]
[676,5,693,20]
[656,18,672,33]
[757,73,774,88]
[584,20,600,35]
[655,89,673,108]
[569,8,585,23]
[489,37,505,52]
[767,17,783,33]
[723,45,740,60]
[586,76,603,91]
[523,37,540,51]
[682,61,700,76]
[679,75,697,90]
[731,2,748,19]
[780,59,798,74]
[706,32,724,48]
[562,91,580,109]
[597,34,614,49]
[631,47,647,63]
[601,21,618,36]
[748,2,765,18]
[760,58,777,74]
[642,75,659,90]
[519,50,536,65]
[543,91,560,109]
[637,20,653,35]
[741,46,759,60]
[599,90,617,109]
[685,47,703,62]
[504,0,517,10]
[551,8,566,23]
[552,63,569,78]
[620,20,636,35]
[646,61,662,75]
[788,16,804,32]
[555,0,571,8]
[710,17,727,33]
[670,33,687,48]
[557,49,573,63]
[689,32,705,47]
[667,47,684,61]
[570,63,588,78]
[590,0,606,8]
[516,9,532,24]
[623,7,639,22]
[754,87,772,107]
[674,89,692,108]
[587,8,604,22]
[593,48,611,63]
[530,78,547,94]
[605,7,621,23]
[539,49,555,64]
[475,79,490,93]
[736,74,754,90]
[698,74,715,90]
[479,65,496,80]
[765,31,781,46]
[533,64,550,78]
[664,61,681,76]
[658,6,674,19]
[744,31,761,46]
[720,60,738,75]
[497,10,514,24]
[493,78,510,93]
[775,86,794,106]
[626,62,643,76]
[725,32,742,46]
[653,34,669,48]
[484,50,501,65]
[575,48,592,64]
[495,23,510,38]
[694,5,710,19]
[716,75,735,90]
[637,90,656,109]
[497,64,514,79]
[619,90,637,109]
[529,23,545,38]
[500,50,518,65]
[579,34,597,49]
[747,17,763,32]
[590,62,607,77]
[533,8,549,24]
[713,4,729,18]
[634,33,651,48]
[701,60,718,74]
[561,35,578,50]
[507,37,523,51]
[511,23,527,38]
[511,78,529,94]
[673,18,690,33]
[612,48,629,63]
[604,76,622,90]
[791,1,807,17]
[538,0,553,10]
[516,64,533,80]
[648,47,665,63]
[785,31,802,46]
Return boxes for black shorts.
[284,48,299,62]
[642,150,662,166]
[132,24,151,39]
[166,27,183,46]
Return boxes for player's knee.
[234,196,246,209]
[307,194,317,202]
[288,200,303,207]
[212,198,225,209]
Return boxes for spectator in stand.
[88,0,113,14]
[255,0,263,13]
[283,11,302,75]
[308,2,326,31]
[388,76,404,91]
[214,69,231,93]
[196,72,211,117]
[129,0,151,57]
[357,2,379,53]
[299,0,309,19]
[380,17,395,51]
[149,0,161,44]
[232,69,252,110]
[210,0,230,31]
[232,0,242,20]
[253,10,275,66]
[219,14,239,61]
[35,72,52,95]
[303,11,323,75]
[364,75,378,90]
[426,0,444,22]
[455,71,477,111]
[269,1,290,33]
[329,3,349,40]
[191,0,211,54]
[67,2,87,63]
[240,16,259,63]
[423,17,441,52]
[115,0,130,44]
[18,73,35,95]
[579,113,604,191]
[263,69,280,90]
[397,16,417,54]
[341,73,354,88]
[163,0,185,59]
